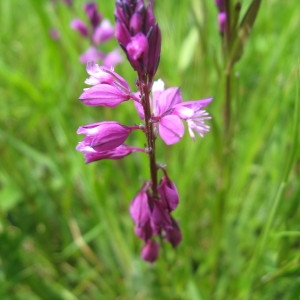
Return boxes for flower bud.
[141,239,159,262]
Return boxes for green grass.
[1,0,300,299]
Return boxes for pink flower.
[141,239,160,263]
[92,19,114,44]
[173,99,212,140]
[129,172,182,262]
[80,47,105,64]
[157,173,179,212]
[218,12,227,33]
[77,121,140,152]
[70,2,122,67]
[134,79,212,144]
[70,18,89,37]
[84,2,102,29]
[115,0,161,77]
[102,49,123,68]
[164,219,182,247]
[79,62,138,107]
[126,33,148,61]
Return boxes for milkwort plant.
[76,0,212,262]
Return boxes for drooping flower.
[157,172,179,212]
[164,219,182,247]
[129,172,182,262]
[214,0,227,33]
[70,18,89,37]
[141,239,160,262]
[84,2,102,29]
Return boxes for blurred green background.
[0,0,300,299]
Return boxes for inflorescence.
[76,0,212,262]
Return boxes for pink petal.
[158,115,184,145]
[157,87,182,115]
[130,189,150,225]
[141,239,160,263]
[79,85,129,107]
[102,49,123,68]
[80,47,104,64]
[92,19,114,44]
[126,33,148,60]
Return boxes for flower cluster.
[130,172,182,262]
[115,0,161,79]
[76,0,212,262]
[215,0,227,33]
[71,2,122,66]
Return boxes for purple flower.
[218,12,227,33]
[92,19,115,44]
[102,49,123,68]
[164,219,182,247]
[76,144,144,163]
[79,62,138,107]
[84,2,102,29]
[157,173,179,212]
[214,0,226,33]
[70,19,89,37]
[135,79,212,144]
[70,2,122,67]
[77,121,140,152]
[141,239,160,263]
[129,173,182,262]
[115,0,161,78]
[80,48,122,68]
[126,33,148,61]
[80,47,105,64]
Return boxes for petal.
[126,33,148,61]
[79,85,129,107]
[102,49,123,68]
[164,219,182,247]
[70,18,88,36]
[150,200,172,230]
[92,19,114,44]
[85,62,114,85]
[157,174,179,212]
[130,187,150,225]
[151,79,165,116]
[158,115,184,145]
[134,220,153,241]
[178,98,213,111]
[157,87,182,116]
[80,47,104,64]
[172,105,194,119]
